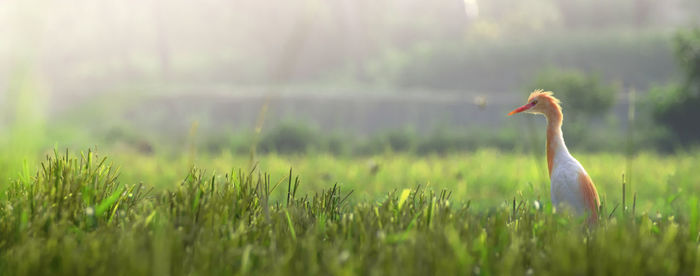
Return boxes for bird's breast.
[549,156,588,214]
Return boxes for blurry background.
[1,0,699,164]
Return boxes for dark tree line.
[651,28,700,145]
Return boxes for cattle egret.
[509,90,600,222]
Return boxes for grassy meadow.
[2,2,700,274]
[0,148,698,275]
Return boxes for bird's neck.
[545,108,567,177]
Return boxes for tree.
[650,28,700,145]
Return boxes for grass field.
[2,2,699,274]
[0,149,698,275]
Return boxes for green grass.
[0,149,698,275]
[109,149,697,212]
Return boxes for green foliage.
[323,133,350,156]
[188,120,648,156]
[357,128,418,154]
[650,28,700,145]
[255,125,521,156]
[675,28,700,89]
[0,150,698,275]
[529,67,617,119]
[415,127,519,154]
[259,122,319,154]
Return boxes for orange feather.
[578,171,600,222]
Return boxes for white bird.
[508,90,600,222]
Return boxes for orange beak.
[507,102,535,116]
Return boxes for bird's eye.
[531,100,538,105]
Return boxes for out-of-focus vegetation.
[0,0,694,97]
[203,122,523,156]
[112,118,654,157]
[374,31,674,92]
[2,0,698,157]
[650,28,700,145]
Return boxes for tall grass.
[0,149,698,275]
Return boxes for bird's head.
[508,89,561,116]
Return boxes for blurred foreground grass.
[0,149,698,275]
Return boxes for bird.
[508,90,600,222]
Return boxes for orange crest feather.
[528,89,561,110]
